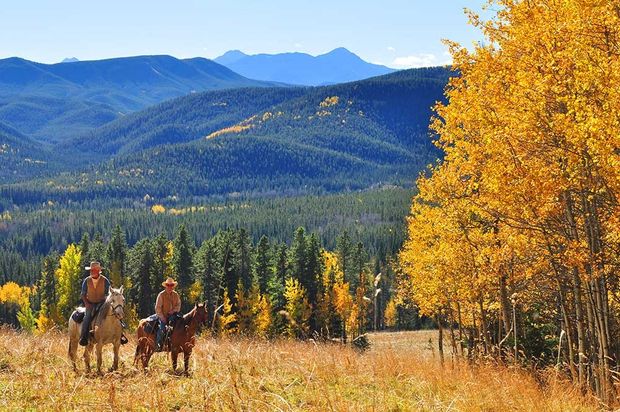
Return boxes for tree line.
[1,224,426,340]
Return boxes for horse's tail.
[67,318,79,370]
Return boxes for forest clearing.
[0,328,596,411]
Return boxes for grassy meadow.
[0,328,598,411]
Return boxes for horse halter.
[110,301,124,319]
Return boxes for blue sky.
[0,1,488,67]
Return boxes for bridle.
[107,294,125,320]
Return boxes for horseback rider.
[79,261,110,346]
[155,277,181,351]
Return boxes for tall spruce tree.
[336,231,355,285]
[194,238,222,319]
[289,227,307,284]
[304,233,322,306]
[172,224,194,310]
[127,238,154,317]
[268,243,288,310]
[78,233,90,273]
[88,233,106,267]
[254,235,272,295]
[38,252,59,317]
[151,233,170,289]
[232,229,253,292]
[105,225,128,288]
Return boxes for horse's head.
[107,286,125,320]
[194,302,208,326]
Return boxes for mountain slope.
[64,87,308,156]
[215,48,396,86]
[0,95,119,142]
[0,122,63,182]
[5,67,451,204]
[0,55,279,111]
[0,55,283,143]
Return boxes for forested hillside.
[0,122,65,181]
[2,67,449,204]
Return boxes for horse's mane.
[92,293,115,326]
[182,306,197,326]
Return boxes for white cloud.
[392,53,437,68]
[387,46,396,52]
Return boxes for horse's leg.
[68,335,78,372]
[96,342,103,374]
[171,348,179,372]
[183,349,191,375]
[83,344,92,373]
[111,340,120,371]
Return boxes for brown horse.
[134,303,208,374]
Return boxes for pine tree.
[127,238,154,317]
[151,233,172,294]
[172,224,194,310]
[304,233,322,306]
[88,233,106,266]
[78,233,90,273]
[106,225,128,288]
[254,235,272,295]
[336,231,354,286]
[194,238,222,320]
[289,227,307,286]
[232,229,253,291]
[38,253,58,317]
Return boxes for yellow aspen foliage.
[0,282,35,332]
[187,280,203,304]
[35,313,55,334]
[254,294,273,338]
[235,282,255,335]
[17,298,36,332]
[384,299,397,329]
[151,204,166,214]
[283,278,311,338]
[346,303,360,340]
[216,290,236,336]
[333,281,353,339]
[55,244,82,321]
[163,241,175,280]
[399,0,620,401]
[0,282,29,306]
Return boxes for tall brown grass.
[0,327,598,411]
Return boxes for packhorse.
[135,303,208,374]
[68,286,126,373]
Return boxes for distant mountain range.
[214,48,396,86]
[0,55,279,142]
[3,67,451,203]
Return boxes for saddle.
[71,307,86,323]
[143,314,160,334]
[145,313,183,351]
[73,305,128,344]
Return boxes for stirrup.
[120,334,128,345]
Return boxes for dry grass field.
[0,327,599,411]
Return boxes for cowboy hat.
[85,261,104,270]
[162,277,178,287]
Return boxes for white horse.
[68,286,125,374]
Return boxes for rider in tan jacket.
[155,277,181,350]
